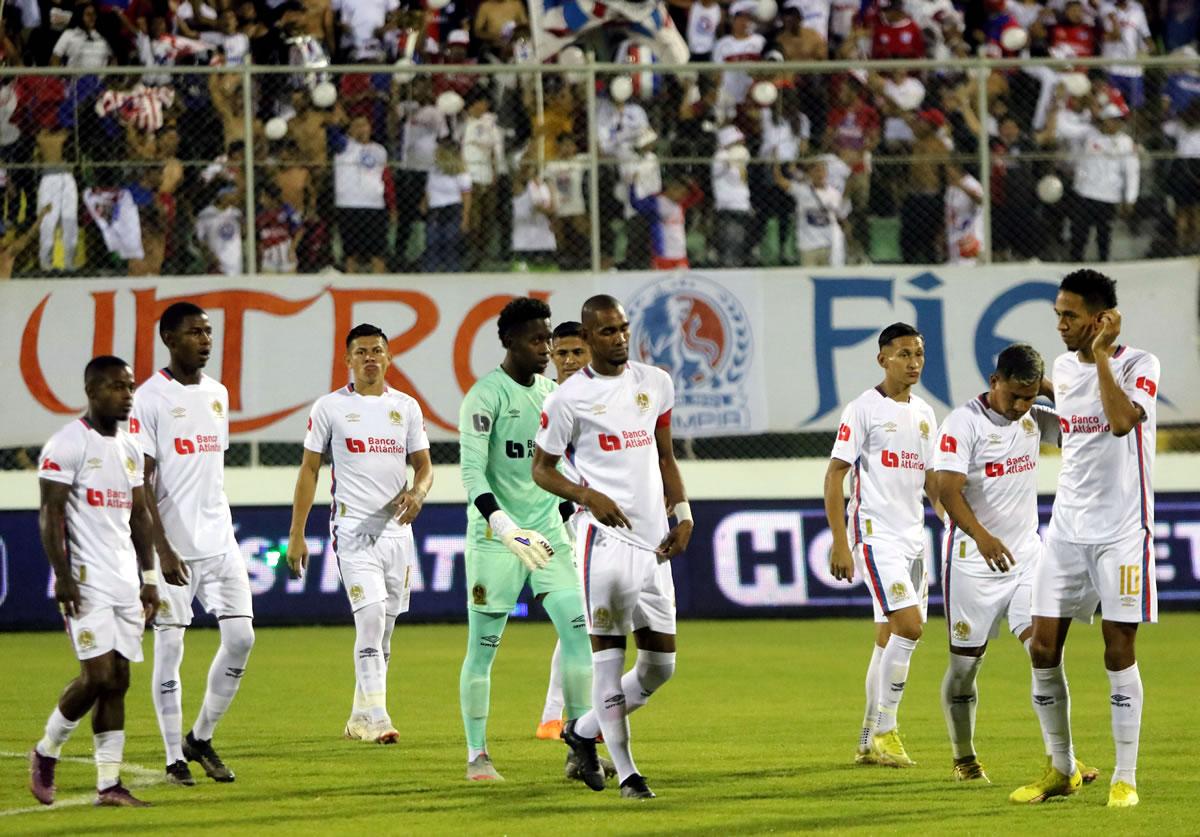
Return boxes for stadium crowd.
[0,0,1198,276]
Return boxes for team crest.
[349,584,365,604]
[211,400,224,418]
[76,629,95,651]
[472,584,487,606]
[158,599,171,615]
[918,420,930,440]
[1021,417,1037,435]
[636,392,651,413]
[889,582,909,602]
[592,606,613,631]
[125,457,137,475]
[952,620,971,641]
[170,407,187,418]
[389,410,404,426]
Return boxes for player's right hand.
[829,543,855,583]
[976,531,1015,573]
[159,548,190,586]
[54,574,82,618]
[501,528,555,572]
[286,532,310,579]
[583,489,632,529]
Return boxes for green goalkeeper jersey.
[459,367,566,547]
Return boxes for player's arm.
[654,420,693,560]
[130,485,160,622]
[393,448,432,525]
[1090,309,1144,437]
[1039,376,1055,401]
[822,458,855,582]
[287,448,322,579]
[142,455,190,585]
[532,447,631,529]
[935,471,1014,572]
[38,479,81,617]
[923,469,944,521]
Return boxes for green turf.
[0,615,1192,834]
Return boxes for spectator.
[339,60,391,141]
[333,115,394,273]
[596,80,649,265]
[35,117,77,272]
[1167,100,1200,254]
[128,165,169,276]
[901,109,949,264]
[421,137,471,272]
[686,0,723,62]
[544,132,589,269]
[785,0,833,58]
[332,0,399,61]
[629,177,704,270]
[775,158,848,267]
[990,116,1040,260]
[1062,103,1139,261]
[461,87,505,270]
[824,75,879,261]
[473,0,528,55]
[212,8,252,66]
[257,181,303,273]
[1101,0,1153,111]
[0,208,51,279]
[51,3,115,68]
[1164,45,1200,118]
[195,183,244,275]
[510,160,557,270]
[713,1,766,108]
[431,29,478,98]
[394,76,443,269]
[619,127,661,270]
[711,125,752,267]
[871,0,926,60]
[943,161,984,264]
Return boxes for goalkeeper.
[457,297,596,783]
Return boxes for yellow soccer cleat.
[1009,763,1082,803]
[1107,781,1139,808]
[536,720,565,741]
[1076,758,1100,785]
[854,747,882,766]
[871,730,917,768]
[952,758,991,784]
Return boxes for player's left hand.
[1090,308,1122,357]
[655,521,693,561]
[140,583,160,626]
[392,488,426,526]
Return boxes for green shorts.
[464,535,578,613]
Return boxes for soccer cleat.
[466,753,504,781]
[344,715,371,741]
[565,749,617,782]
[536,719,565,740]
[367,721,400,745]
[94,782,151,807]
[165,760,196,786]
[619,773,656,799]
[183,732,235,783]
[1107,781,1139,808]
[952,758,991,784]
[560,719,605,792]
[871,730,916,768]
[1077,758,1100,785]
[854,747,881,765]
[29,749,57,805]
[1009,763,1082,803]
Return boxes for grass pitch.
[0,615,1193,835]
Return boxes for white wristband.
[488,509,517,540]
[671,501,693,524]
[141,569,159,586]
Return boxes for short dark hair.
[552,321,583,341]
[1059,269,1117,311]
[84,355,130,385]
[497,297,552,339]
[878,322,922,349]
[995,343,1044,386]
[159,301,206,337]
[345,323,388,349]
[581,294,623,326]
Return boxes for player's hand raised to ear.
[656,520,693,561]
[1091,308,1122,357]
[286,531,310,580]
[583,489,632,529]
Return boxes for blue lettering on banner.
[810,277,893,422]
[974,281,1059,384]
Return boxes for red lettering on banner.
[91,291,115,358]
[453,291,552,397]
[20,295,81,414]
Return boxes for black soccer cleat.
[165,759,196,786]
[183,732,235,783]
[561,719,606,791]
[619,773,656,799]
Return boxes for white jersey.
[131,369,235,560]
[945,174,984,264]
[712,33,766,104]
[934,395,1060,564]
[686,1,722,54]
[1100,1,1150,78]
[537,362,674,552]
[39,418,145,605]
[830,387,937,556]
[195,205,243,275]
[304,383,430,539]
[1047,346,1159,543]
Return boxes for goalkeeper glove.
[488,509,554,571]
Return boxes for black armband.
[473,493,501,520]
[558,500,575,523]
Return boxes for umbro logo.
[604,694,626,709]
[225,667,246,679]
[889,681,906,692]
[950,695,976,705]
[1111,693,1132,707]
[358,647,380,659]
[160,680,179,694]
[480,635,501,648]
[1033,694,1054,706]
[506,409,521,418]
[571,615,586,627]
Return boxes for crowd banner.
[0,261,1196,446]
[3,496,1199,630]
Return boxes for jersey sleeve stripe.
[1112,345,1126,359]
[943,523,956,641]
[851,460,863,543]
[655,409,672,429]
[582,524,597,618]
[1141,530,1152,621]
[862,543,889,614]
[1135,424,1149,530]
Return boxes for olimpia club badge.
[627,274,757,436]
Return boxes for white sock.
[621,650,675,715]
[192,617,254,741]
[859,644,884,752]
[350,604,388,723]
[355,614,397,719]
[153,626,186,764]
[1023,638,1052,757]
[36,707,79,759]
[874,635,918,736]
[541,641,565,724]
[591,647,638,782]
[1108,662,1142,787]
[1031,665,1074,776]
[941,653,983,760]
[94,731,124,791]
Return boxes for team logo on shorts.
[592,606,613,631]
[1021,417,1037,435]
[349,584,365,603]
[158,599,171,615]
[472,584,487,606]
[76,629,95,651]
[952,620,971,641]
[889,582,909,602]
[636,392,651,413]
[918,420,930,440]
[389,410,404,426]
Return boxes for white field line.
[0,750,163,816]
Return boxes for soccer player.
[1011,269,1159,808]
[457,300,596,782]
[823,323,939,768]
[533,294,693,800]
[30,356,160,807]
[288,323,433,744]
[133,302,255,785]
[536,320,592,741]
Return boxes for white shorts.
[1035,531,1158,624]
[943,535,1038,648]
[577,521,676,637]
[335,529,416,615]
[854,542,928,623]
[155,547,254,628]
[67,597,145,663]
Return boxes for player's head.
[83,355,136,421]
[159,301,212,371]
[580,295,629,370]
[497,297,553,376]
[989,343,1044,421]
[551,321,590,383]
[1055,269,1118,351]
[876,322,925,387]
[344,323,389,387]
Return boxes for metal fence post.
[586,60,602,273]
[242,64,257,278]
[977,60,992,265]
